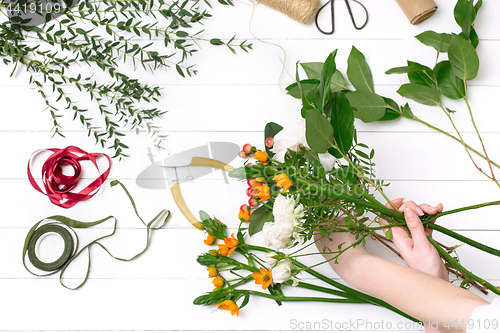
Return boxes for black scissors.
[315,0,369,35]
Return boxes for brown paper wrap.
[256,0,321,25]
[395,0,438,25]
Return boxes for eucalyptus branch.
[1,0,250,157]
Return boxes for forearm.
[335,250,487,333]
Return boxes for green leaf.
[345,91,386,123]
[305,109,334,154]
[209,38,224,45]
[300,62,345,92]
[264,122,283,157]
[301,87,318,118]
[448,34,479,81]
[385,227,393,239]
[401,103,415,119]
[330,91,354,156]
[397,83,440,106]
[434,61,465,99]
[300,62,323,80]
[469,28,479,49]
[378,97,401,121]
[415,31,452,53]
[301,147,325,177]
[318,50,338,111]
[347,46,374,93]
[249,206,273,236]
[454,0,474,39]
[385,65,426,75]
[407,61,435,88]
[176,31,189,37]
[330,70,346,92]
[285,79,318,99]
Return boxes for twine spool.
[256,0,321,25]
[395,0,438,25]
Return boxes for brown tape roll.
[256,0,321,25]
[395,0,438,25]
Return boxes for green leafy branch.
[1,0,252,158]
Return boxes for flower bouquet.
[194,0,500,319]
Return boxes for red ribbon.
[28,146,111,208]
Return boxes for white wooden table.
[1,0,499,332]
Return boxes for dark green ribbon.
[23,180,170,290]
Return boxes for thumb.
[404,208,428,246]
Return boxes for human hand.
[379,199,449,282]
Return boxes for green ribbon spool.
[27,224,75,272]
[22,180,171,290]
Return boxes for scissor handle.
[170,182,204,230]
[189,157,235,173]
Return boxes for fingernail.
[404,208,416,218]
[415,206,424,216]
[395,197,404,201]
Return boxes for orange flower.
[252,267,273,289]
[273,173,293,193]
[218,233,239,256]
[216,300,239,316]
[238,208,251,222]
[208,267,218,278]
[254,150,268,164]
[254,183,270,201]
[204,234,216,245]
[212,275,224,288]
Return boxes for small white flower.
[264,251,279,266]
[262,219,293,250]
[272,259,293,284]
[272,119,336,170]
[318,152,336,172]
[263,194,305,250]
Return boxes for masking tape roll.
[395,0,437,25]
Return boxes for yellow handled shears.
[137,143,239,229]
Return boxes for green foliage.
[345,91,386,123]
[200,210,227,240]
[448,33,479,81]
[264,122,283,157]
[305,108,334,154]
[347,46,374,93]
[3,0,252,158]
[397,83,441,106]
[248,205,273,236]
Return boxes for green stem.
[294,261,420,323]
[425,223,500,258]
[413,116,500,170]
[464,91,499,188]
[244,245,420,323]
[243,290,367,303]
[428,238,500,296]
[427,200,500,220]
[297,179,406,224]
[289,280,355,299]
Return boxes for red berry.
[248,197,258,207]
[265,137,274,148]
[246,187,254,197]
[240,204,250,212]
[242,143,253,154]
[238,150,247,158]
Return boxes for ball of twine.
[256,0,321,25]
